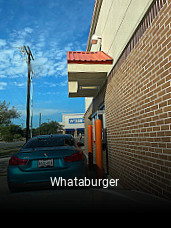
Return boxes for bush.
[2,134,13,142]
[13,134,22,140]
[0,125,23,141]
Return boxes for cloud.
[37,91,60,96]
[41,80,67,88]
[60,80,67,87]
[0,82,7,90]
[43,82,57,87]
[24,27,33,34]
[13,81,26,88]
[10,27,33,41]
[0,25,85,82]
[46,92,60,95]
[0,38,27,79]
[0,49,15,62]
[0,39,6,47]
[0,75,7,78]
[32,49,67,78]
[10,39,26,48]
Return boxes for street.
[0,157,10,196]
[0,141,25,158]
[0,157,10,176]
[0,141,24,148]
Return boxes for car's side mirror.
[77,142,84,147]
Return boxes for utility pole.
[25,46,34,142]
[17,46,34,142]
[30,75,33,138]
[39,113,41,135]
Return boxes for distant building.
[62,113,84,137]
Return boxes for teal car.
[7,134,86,192]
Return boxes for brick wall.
[105,0,171,199]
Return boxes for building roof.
[67,51,113,64]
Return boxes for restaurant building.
[67,0,171,199]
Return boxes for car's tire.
[8,182,22,193]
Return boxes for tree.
[38,121,63,135]
[0,101,21,126]
[0,124,23,142]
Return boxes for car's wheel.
[8,182,22,193]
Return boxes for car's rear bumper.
[7,160,86,186]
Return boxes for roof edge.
[67,51,113,64]
[86,0,103,52]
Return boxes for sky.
[0,0,95,128]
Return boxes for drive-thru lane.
[0,156,170,213]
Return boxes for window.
[22,136,75,149]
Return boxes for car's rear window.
[22,136,75,149]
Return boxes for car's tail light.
[64,152,84,162]
[9,156,28,166]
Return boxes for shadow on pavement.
[0,165,170,214]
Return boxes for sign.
[69,118,84,124]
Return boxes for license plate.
[38,159,54,168]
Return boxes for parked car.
[7,134,86,192]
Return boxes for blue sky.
[0,0,94,128]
